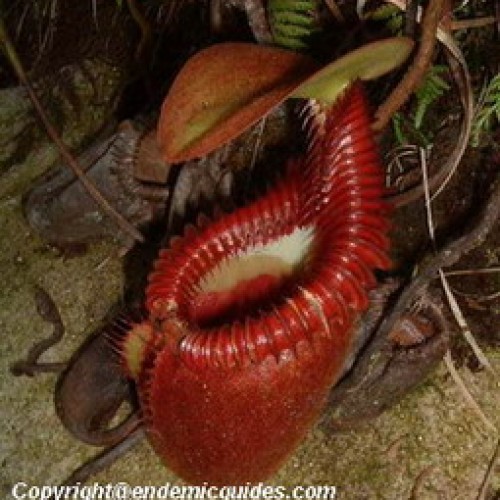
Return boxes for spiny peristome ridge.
[143,82,390,371]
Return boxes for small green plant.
[391,112,406,145]
[391,111,431,146]
[414,65,450,129]
[368,4,404,34]
[471,73,500,147]
[267,0,320,51]
[392,65,450,145]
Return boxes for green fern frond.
[268,0,320,52]
[369,4,404,34]
[391,112,432,146]
[392,112,407,144]
[271,10,316,28]
[471,73,500,147]
[270,0,317,13]
[414,65,450,129]
[391,66,450,146]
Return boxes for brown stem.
[451,16,496,31]
[125,0,152,61]
[0,19,144,243]
[372,0,446,132]
[476,438,500,500]
[324,0,345,24]
[385,12,473,208]
[10,286,66,377]
[404,0,419,38]
[48,427,145,500]
[241,0,273,44]
[410,465,436,500]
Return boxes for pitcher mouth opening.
[142,83,392,371]
[186,225,316,328]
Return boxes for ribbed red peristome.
[133,82,391,485]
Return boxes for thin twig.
[451,16,496,31]
[373,0,446,132]
[10,286,66,377]
[248,117,266,177]
[125,0,152,62]
[420,147,495,374]
[445,267,500,277]
[91,0,99,29]
[451,289,500,302]
[429,49,473,202]
[324,0,346,24]
[0,19,144,243]
[404,0,419,38]
[476,438,500,500]
[410,465,436,500]
[382,0,473,207]
[375,173,500,348]
[440,271,496,373]
[443,351,497,433]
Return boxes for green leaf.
[413,65,450,129]
[471,73,500,147]
[292,37,414,104]
[392,112,407,145]
[158,38,414,164]
[158,43,317,163]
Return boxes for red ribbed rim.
[146,82,391,370]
